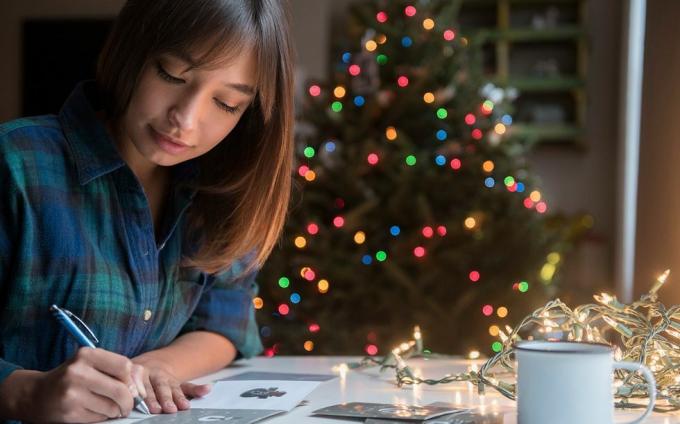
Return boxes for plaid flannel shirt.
[0,81,263,389]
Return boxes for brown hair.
[97,0,294,275]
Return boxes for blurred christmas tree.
[256,0,581,356]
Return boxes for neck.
[104,116,167,189]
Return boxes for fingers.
[82,391,126,420]
[149,373,177,413]
[181,382,212,399]
[141,373,162,414]
[78,347,135,387]
[131,364,148,399]
[85,368,134,417]
[171,385,191,410]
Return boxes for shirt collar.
[58,80,126,185]
[58,80,199,187]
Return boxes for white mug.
[515,341,656,424]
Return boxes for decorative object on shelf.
[339,270,680,413]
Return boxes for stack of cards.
[313,402,506,423]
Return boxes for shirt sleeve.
[0,151,25,385]
[179,254,264,359]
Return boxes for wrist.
[0,369,42,420]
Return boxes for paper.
[135,408,283,424]
[218,371,336,382]
[190,380,321,411]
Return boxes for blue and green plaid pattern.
[0,81,263,386]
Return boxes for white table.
[115,356,680,423]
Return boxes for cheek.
[195,119,240,154]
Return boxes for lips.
[149,125,191,155]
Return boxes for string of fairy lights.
[337,271,680,412]
[256,3,562,355]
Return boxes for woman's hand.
[0,347,146,423]
[132,356,211,414]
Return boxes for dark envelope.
[313,402,462,421]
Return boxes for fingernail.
[165,401,177,412]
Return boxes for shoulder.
[0,115,72,182]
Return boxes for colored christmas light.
[309,323,320,333]
[482,160,494,172]
[464,217,476,229]
[437,225,447,236]
[435,155,446,166]
[317,279,329,293]
[304,341,314,351]
[376,11,388,23]
[354,231,366,244]
[385,126,398,141]
[397,76,409,87]
[482,305,494,316]
[465,113,476,125]
[278,304,290,315]
[354,96,365,106]
[278,277,290,288]
[423,92,435,103]
[366,344,379,355]
[308,85,321,97]
[401,36,413,48]
[450,158,461,170]
[307,223,319,235]
[377,54,388,65]
[436,129,447,140]
[469,270,480,282]
[471,128,483,140]
[303,146,315,158]
[334,86,346,98]
[422,18,435,30]
[331,101,343,112]
[367,153,379,165]
[536,202,547,214]
[333,216,345,227]
[348,64,361,76]
[485,177,495,188]
[365,40,378,51]
[413,246,426,257]
[405,155,417,166]
[376,250,388,262]
[253,297,264,309]
[422,226,434,238]
[436,108,448,119]
[443,29,455,41]
[497,307,508,318]
[390,225,401,236]
[290,293,301,304]
[404,5,416,17]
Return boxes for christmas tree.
[256,0,576,356]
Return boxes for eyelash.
[154,62,240,114]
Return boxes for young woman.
[0,0,294,421]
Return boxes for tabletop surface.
[112,356,680,423]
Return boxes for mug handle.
[613,361,656,424]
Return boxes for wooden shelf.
[478,26,585,42]
[461,0,587,146]
[494,77,585,91]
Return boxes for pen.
[50,304,151,415]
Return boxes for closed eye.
[155,61,240,114]
[155,62,183,84]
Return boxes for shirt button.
[143,309,153,321]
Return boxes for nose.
[167,92,201,133]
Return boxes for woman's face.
[118,49,257,167]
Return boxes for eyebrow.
[168,51,256,96]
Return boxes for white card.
[190,380,321,411]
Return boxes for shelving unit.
[461,0,588,146]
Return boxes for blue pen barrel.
[50,304,97,348]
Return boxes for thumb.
[180,382,212,399]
